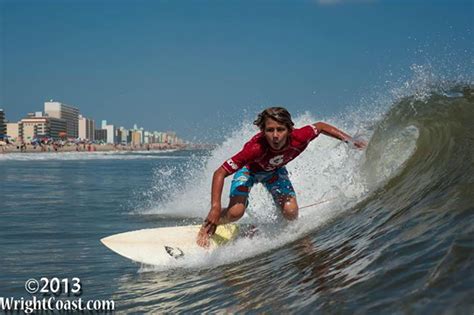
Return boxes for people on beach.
[3,140,184,154]
[197,107,367,248]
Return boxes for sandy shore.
[0,143,188,154]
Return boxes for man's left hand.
[352,139,367,149]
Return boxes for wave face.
[131,85,473,313]
[330,86,474,313]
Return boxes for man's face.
[264,118,289,150]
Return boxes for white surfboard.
[100,224,240,265]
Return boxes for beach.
[0,142,188,154]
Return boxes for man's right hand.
[196,207,221,248]
[205,207,221,228]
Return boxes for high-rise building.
[48,118,68,139]
[100,120,116,144]
[94,129,107,142]
[6,123,20,141]
[44,101,79,138]
[155,132,164,143]
[0,109,5,137]
[21,123,37,142]
[118,127,129,144]
[131,130,142,146]
[20,112,67,141]
[165,131,177,145]
[78,115,95,141]
[143,131,150,144]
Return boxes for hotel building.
[6,123,20,141]
[20,112,67,142]
[131,130,143,146]
[94,129,107,142]
[44,101,79,138]
[78,115,95,141]
[0,109,5,137]
[118,127,130,144]
[101,120,116,144]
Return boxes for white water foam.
[134,111,381,270]
[0,150,180,161]
[138,63,463,269]
[137,101,427,269]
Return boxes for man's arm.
[206,166,229,229]
[314,122,367,149]
[197,166,229,247]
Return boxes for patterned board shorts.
[230,166,296,200]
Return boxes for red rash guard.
[222,125,319,175]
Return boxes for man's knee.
[227,205,246,221]
[225,196,248,221]
[282,206,298,220]
[279,196,298,220]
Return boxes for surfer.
[197,107,366,248]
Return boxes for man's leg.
[197,196,247,248]
[197,168,253,247]
[276,195,299,220]
[263,167,299,220]
[218,196,248,224]
[219,166,253,223]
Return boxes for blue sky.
[1,0,472,142]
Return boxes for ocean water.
[0,85,473,313]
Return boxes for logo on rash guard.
[269,155,284,166]
[227,159,238,170]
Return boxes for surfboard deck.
[100,224,240,265]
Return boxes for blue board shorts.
[230,166,296,201]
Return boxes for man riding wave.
[197,107,366,247]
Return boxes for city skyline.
[3,99,180,133]
[1,0,472,142]
[0,101,184,146]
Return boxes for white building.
[6,123,20,141]
[118,127,129,144]
[78,115,95,141]
[44,100,79,138]
[143,131,150,144]
[101,120,116,144]
[20,112,67,141]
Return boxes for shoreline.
[0,143,191,154]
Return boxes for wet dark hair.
[253,107,295,131]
